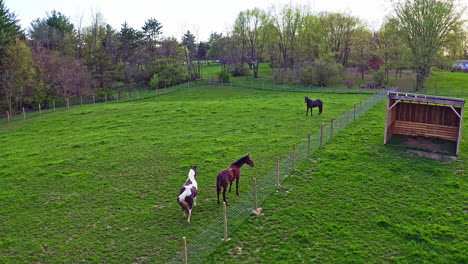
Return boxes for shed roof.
[387,92,465,107]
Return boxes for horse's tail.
[178,196,190,214]
[216,175,221,203]
[318,100,323,115]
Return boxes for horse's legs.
[187,209,191,224]
[222,187,228,205]
[229,181,233,192]
[235,178,239,195]
[306,107,309,116]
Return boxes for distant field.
[202,63,468,95]
[0,86,369,263]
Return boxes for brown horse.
[216,155,255,205]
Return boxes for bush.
[373,69,386,85]
[150,74,159,89]
[147,58,188,88]
[308,57,342,87]
[217,69,230,82]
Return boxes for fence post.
[330,119,334,139]
[67,98,70,109]
[359,101,362,117]
[53,101,56,111]
[307,132,311,159]
[223,202,229,240]
[105,94,108,103]
[320,124,323,146]
[182,237,188,264]
[275,157,281,187]
[7,111,10,123]
[39,104,42,115]
[353,104,356,120]
[347,108,349,125]
[22,107,26,119]
[292,144,296,171]
[253,178,258,211]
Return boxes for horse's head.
[190,166,197,177]
[245,155,255,167]
[304,97,308,103]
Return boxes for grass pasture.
[0,86,369,263]
[206,100,467,263]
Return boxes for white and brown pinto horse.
[178,166,198,224]
[216,155,255,205]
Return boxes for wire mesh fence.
[169,90,388,263]
[0,80,208,124]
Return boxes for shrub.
[147,58,187,87]
[150,74,159,89]
[373,69,386,86]
[311,57,342,87]
[217,69,230,82]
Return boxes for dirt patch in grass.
[406,149,459,163]
[388,134,457,154]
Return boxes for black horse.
[305,97,323,116]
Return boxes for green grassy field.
[0,86,369,263]
[1,70,466,263]
[205,100,467,263]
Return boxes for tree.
[319,12,361,66]
[29,10,75,53]
[142,18,162,59]
[82,12,119,91]
[271,6,304,69]
[233,8,273,78]
[1,39,38,112]
[182,31,197,79]
[393,0,465,91]
[0,0,21,56]
[349,27,374,80]
[118,22,144,84]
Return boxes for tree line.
[0,0,466,113]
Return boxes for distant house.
[452,60,468,72]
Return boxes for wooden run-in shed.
[384,92,465,155]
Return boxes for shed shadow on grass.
[387,134,457,156]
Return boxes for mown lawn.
[0,86,369,263]
[206,96,467,263]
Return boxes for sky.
[0,0,438,42]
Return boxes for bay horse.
[177,166,198,224]
[305,97,323,116]
[217,155,255,205]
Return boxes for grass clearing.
[205,98,467,263]
[1,70,466,263]
[0,86,369,263]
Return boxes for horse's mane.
[232,155,249,166]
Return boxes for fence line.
[0,80,205,124]
[1,77,407,125]
[169,90,388,263]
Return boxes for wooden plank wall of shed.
[396,102,461,127]
[384,98,397,144]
